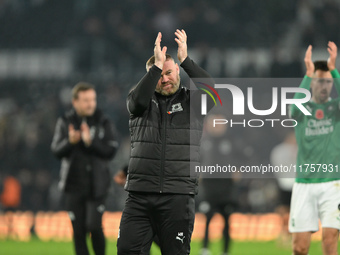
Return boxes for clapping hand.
[154,32,167,70]
[174,29,188,63]
[304,45,314,77]
[327,41,337,71]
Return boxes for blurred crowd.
[0,0,339,213]
[0,0,339,78]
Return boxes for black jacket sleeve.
[127,65,162,116]
[88,119,118,159]
[51,117,73,159]
[180,56,211,79]
[180,56,215,114]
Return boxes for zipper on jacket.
[159,97,168,193]
[159,90,181,193]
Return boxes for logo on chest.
[167,103,183,115]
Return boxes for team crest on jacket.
[167,103,183,114]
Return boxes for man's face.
[153,59,180,96]
[311,70,333,104]
[72,89,97,116]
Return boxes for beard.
[156,75,181,96]
[318,93,330,103]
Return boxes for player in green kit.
[289,42,340,255]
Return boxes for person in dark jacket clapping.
[117,30,213,255]
[51,82,118,255]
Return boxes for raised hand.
[174,29,188,63]
[68,124,81,144]
[154,32,167,70]
[80,121,92,146]
[327,41,337,71]
[304,45,314,77]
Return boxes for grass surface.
[0,237,333,254]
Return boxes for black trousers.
[64,191,106,255]
[117,192,195,255]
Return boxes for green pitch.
[0,237,333,254]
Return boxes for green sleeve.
[290,75,311,119]
[331,69,340,95]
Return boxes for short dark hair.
[146,54,174,70]
[314,61,329,72]
[72,82,95,99]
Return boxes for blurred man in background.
[199,114,238,255]
[51,82,118,255]
[117,30,213,255]
[270,131,297,246]
[289,42,340,255]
